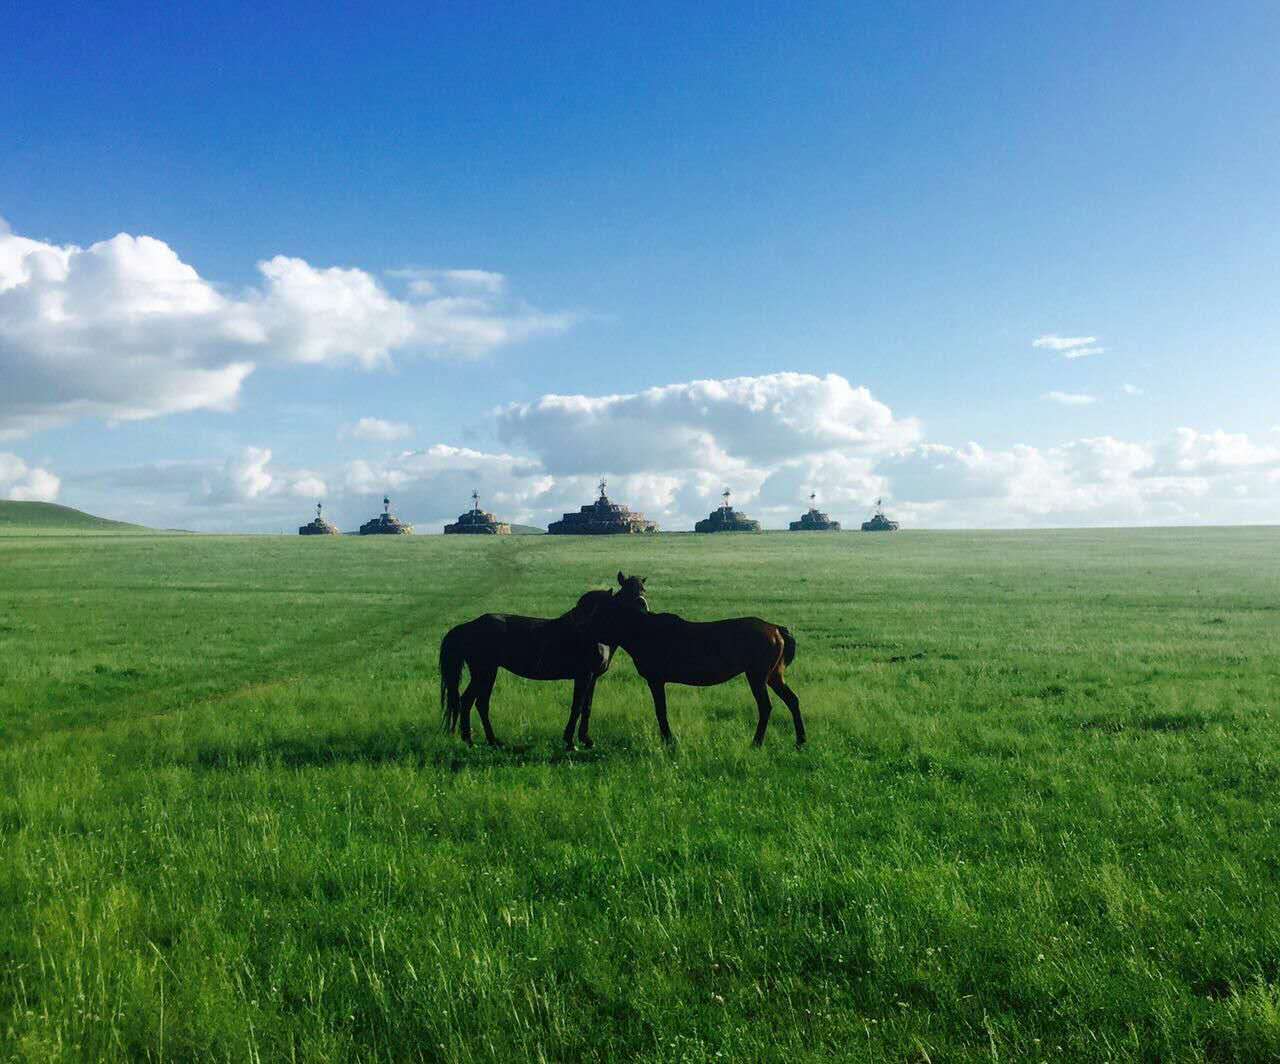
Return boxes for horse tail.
[779,626,797,667]
[439,626,467,733]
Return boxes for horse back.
[456,612,609,680]
[628,614,787,685]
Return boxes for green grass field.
[2,518,1279,1061]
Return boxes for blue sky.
[3,2,1278,530]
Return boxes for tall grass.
[2,528,1278,1060]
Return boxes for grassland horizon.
[2,524,1278,1061]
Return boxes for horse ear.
[617,571,625,586]
[640,576,647,587]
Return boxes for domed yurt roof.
[547,480,658,535]
[444,490,511,535]
[695,489,760,533]
[860,498,900,532]
[299,502,340,535]
[359,496,413,535]
[789,492,841,531]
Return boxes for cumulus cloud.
[1033,334,1104,358]
[329,373,1280,532]
[883,437,1188,525]
[340,444,688,530]
[79,447,325,511]
[0,228,255,438]
[343,443,536,496]
[1122,383,1144,396]
[1155,428,1280,476]
[0,220,574,438]
[39,362,1280,531]
[497,372,921,477]
[0,452,60,501]
[251,257,415,368]
[340,417,414,442]
[205,447,275,504]
[59,418,1280,533]
[60,373,917,531]
[1042,391,1098,406]
[197,447,327,505]
[877,426,1280,527]
[337,443,555,528]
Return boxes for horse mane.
[558,588,615,621]
[623,608,679,629]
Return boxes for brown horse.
[584,574,804,747]
[439,588,618,748]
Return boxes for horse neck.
[602,603,653,647]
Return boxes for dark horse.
[582,574,804,747]
[439,588,618,748]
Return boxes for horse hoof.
[578,737,594,749]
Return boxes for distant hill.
[509,523,545,535]
[0,500,150,533]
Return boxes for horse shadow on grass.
[187,726,654,774]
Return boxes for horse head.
[567,574,648,643]
[615,571,648,612]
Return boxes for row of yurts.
[301,482,899,536]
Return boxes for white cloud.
[59,417,1280,533]
[0,452,60,501]
[312,374,1280,533]
[1156,428,1280,475]
[252,256,415,369]
[1033,334,1104,357]
[443,269,507,294]
[1122,383,1144,396]
[1033,335,1104,358]
[883,436,1198,525]
[387,268,508,297]
[40,363,1280,531]
[1042,391,1098,406]
[0,228,256,438]
[290,474,328,499]
[67,368,921,531]
[0,221,574,438]
[877,427,1280,527]
[207,447,275,503]
[340,444,689,530]
[78,447,325,512]
[748,451,886,525]
[497,372,921,477]
[339,444,556,527]
[213,448,326,504]
[340,417,414,442]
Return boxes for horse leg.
[648,679,675,744]
[458,679,478,744]
[474,667,501,747]
[748,672,774,746]
[768,673,806,747]
[563,675,587,750]
[577,674,597,749]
